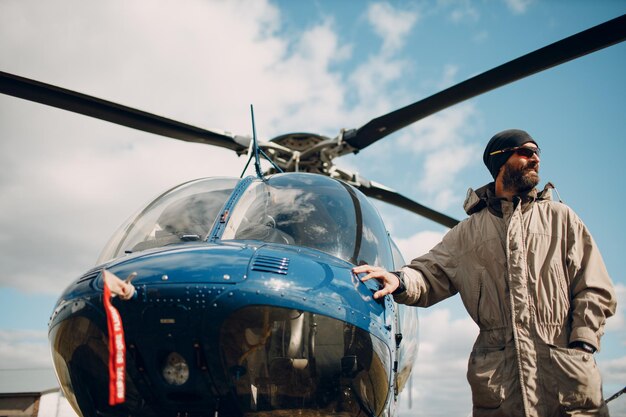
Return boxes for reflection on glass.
[49,316,147,417]
[222,173,393,268]
[220,306,391,416]
[97,177,239,263]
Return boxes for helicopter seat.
[130,230,197,252]
[233,216,295,245]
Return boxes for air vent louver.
[76,268,101,283]
[251,255,290,275]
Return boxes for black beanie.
[483,129,537,179]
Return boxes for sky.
[0,1,625,416]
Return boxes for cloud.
[267,19,353,134]
[367,2,419,52]
[0,103,243,293]
[398,306,477,416]
[0,0,360,294]
[473,30,489,43]
[504,0,535,15]
[395,231,445,261]
[598,353,626,416]
[341,4,424,120]
[348,54,409,106]
[599,354,626,387]
[396,103,482,209]
[344,26,485,213]
[0,329,52,369]
[437,0,480,23]
[399,103,479,154]
[1,0,442,294]
[437,64,460,90]
[606,283,625,333]
[438,0,534,23]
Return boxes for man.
[353,129,616,417]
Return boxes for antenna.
[250,104,263,179]
[240,105,283,179]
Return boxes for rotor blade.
[0,71,249,152]
[356,180,460,229]
[345,14,626,151]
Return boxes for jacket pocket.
[467,347,505,409]
[548,345,603,409]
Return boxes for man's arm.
[353,224,462,305]
[567,212,617,352]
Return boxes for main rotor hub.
[264,131,356,175]
[270,132,327,151]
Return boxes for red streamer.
[103,278,126,405]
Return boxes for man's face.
[500,142,541,194]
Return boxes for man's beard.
[501,162,540,194]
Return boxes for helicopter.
[1,12,625,417]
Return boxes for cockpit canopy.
[221,174,393,268]
[97,177,238,263]
[98,174,394,269]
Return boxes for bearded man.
[354,129,616,417]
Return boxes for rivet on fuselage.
[162,275,169,281]
[223,274,231,280]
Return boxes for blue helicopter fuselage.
[49,173,418,417]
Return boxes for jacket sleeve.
[393,225,461,307]
[567,210,616,351]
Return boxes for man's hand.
[103,269,136,301]
[352,264,400,300]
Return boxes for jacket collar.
[464,182,555,217]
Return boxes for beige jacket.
[395,183,616,417]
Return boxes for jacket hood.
[464,182,556,216]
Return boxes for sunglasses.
[489,146,541,158]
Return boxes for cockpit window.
[221,174,393,268]
[97,177,239,263]
[220,306,391,416]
